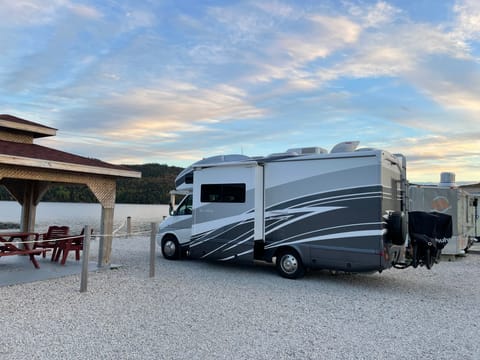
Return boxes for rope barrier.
[95,229,151,237]
[0,234,89,246]
[112,219,127,235]
[0,229,155,245]
[0,217,159,247]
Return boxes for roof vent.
[330,141,360,153]
[439,172,456,188]
[355,147,377,152]
[286,146,328,155]
[195,154,250,165]
[266,152,298,159]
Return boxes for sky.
[1,0,479,183]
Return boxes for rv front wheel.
[276,249,305,279]
[162,235,180,260]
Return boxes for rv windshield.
[174,195,192,216]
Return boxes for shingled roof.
[0,114,57,138]
[0,139,138,177]
[0,114,140,178]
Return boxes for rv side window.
[201,184,246,203]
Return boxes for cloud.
[344,0,402,28]
[241,1,462,92]
[242,0,474,100]
[244,12,361,90]
[124,9,155,29]
[208,4,278,44]
[284,15,361,60]
[61,81,266,140]
[3,1,480,181]
[0,0,61,26]
[188,44,233,65]
[0,2,157,95]
[418,77,480,113]
[379,132,480,182]
[452,0,480,42]
[398,55,480,125]
[67,3,102,19]
[0,0,102,27]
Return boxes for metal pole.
[150,222,158,277]
[127,216,132,238]
[80,225,91,293]
[475,198,478,241]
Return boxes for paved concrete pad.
[0,255,98,287]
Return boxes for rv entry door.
[189,163,264,262]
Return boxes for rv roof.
[174,148,398,188]
[191,148,384,168]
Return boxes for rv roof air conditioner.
[286,147,328,155]
[439,172,457,188]
[330,141,360,153]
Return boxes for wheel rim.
[280,254,298,275]
[163,240,177,257]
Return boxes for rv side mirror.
[169,202,174,216]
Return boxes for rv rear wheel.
[162,235,180,260]
[276,249,305,279]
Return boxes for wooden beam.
[0,119,56,137]
[0,154,141,178]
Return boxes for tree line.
[0,163,183,204]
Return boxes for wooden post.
[80,225,91,293]
[20,181,35,233]
[98,206,114,268]
[150,222,158,277]
[127,216,132,238]
[87,179,116,269]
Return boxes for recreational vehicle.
[459,183,480,241]
[409,172,477,256]
[157,142,450,278]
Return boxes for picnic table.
[0,232,44,269]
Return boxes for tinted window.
[176,195,192,215]
[201,184,246,203]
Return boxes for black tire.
[388,212,406,245]
[425,247,433,270]
[161,235,180,260]
[276,249,305,279]
[411,243,418,268]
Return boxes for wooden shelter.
[0,114,141,266]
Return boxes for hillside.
[0,163,183,204]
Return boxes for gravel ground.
[1,237,479,360]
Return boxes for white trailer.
[409,173,477,256]
[158,142,450,278]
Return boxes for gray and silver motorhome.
[157,142,449,278]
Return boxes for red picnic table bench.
[0,232,45,269]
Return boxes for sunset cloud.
[1,0,479,182]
